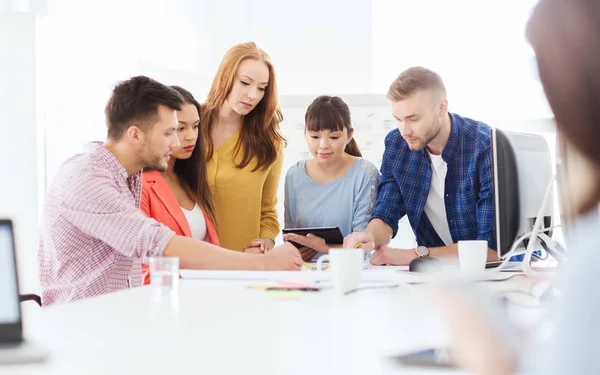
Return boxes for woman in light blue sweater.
[283,95,379,261]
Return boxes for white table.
[8,269,538,375]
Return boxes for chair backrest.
[19,294,41,307]
[0,219,24,343]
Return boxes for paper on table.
[366,265,409,272]
[179,269,397,282]
[393,269,518,284]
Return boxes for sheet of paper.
[393,269,518,284]
[179,269,397,282]
[366,265,409,272]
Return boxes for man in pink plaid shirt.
[38,76,302,306]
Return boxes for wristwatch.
[416,245,429,257]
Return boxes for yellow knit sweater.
[206,130,283,251]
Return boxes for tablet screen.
[282,227,344,246]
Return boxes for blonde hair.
[387,67,446,101]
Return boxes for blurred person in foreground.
[437,0,600,374]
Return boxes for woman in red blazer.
[141,86,219,284]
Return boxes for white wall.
[0,5,43,294]
[249,0,373,94]
[372,0,549,121]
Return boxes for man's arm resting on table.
[163,236,268,270]
[373,243,498,266]
[427,243,499,262]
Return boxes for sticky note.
[278,280,315,288]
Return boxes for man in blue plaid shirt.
[345,67,497,265]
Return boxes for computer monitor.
[491,129,554,258]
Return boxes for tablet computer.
[282,227,344,248]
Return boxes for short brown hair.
[386,67,446,101]
[105,76,184,140]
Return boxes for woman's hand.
[243,238,275,253]
[298,247,318,262]
[282,233,328,253]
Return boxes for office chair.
[19,294,41,307]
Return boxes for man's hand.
[263,242,303,270]
[370,245,417,266]
[343,232,375,252]
[282,233,328,253]
[244,238,275,253]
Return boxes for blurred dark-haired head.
[527,0,600,214]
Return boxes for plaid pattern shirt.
[38,142,175,306]
[372,113,497,250]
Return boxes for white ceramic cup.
[457,240,488,275]
[316,249,364,293]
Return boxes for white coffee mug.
[457,240,488,275]
[316,249,364,293]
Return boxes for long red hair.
[202,42,285,171]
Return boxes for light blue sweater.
[284,158,380,240]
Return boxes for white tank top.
[181,204,207,240]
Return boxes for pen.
[355,243,362,249]
[303,262,315,271]
[246,285,269,290]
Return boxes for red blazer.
[140,170,220,284]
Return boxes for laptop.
[0,219,48,365]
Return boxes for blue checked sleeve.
[475,145,497,250]
[371,133,406,237]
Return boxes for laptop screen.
[0,223,20,324]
